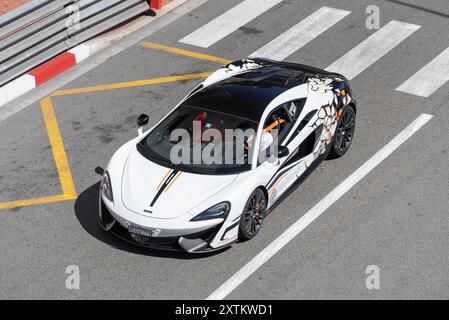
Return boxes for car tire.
[238,188,267,241]
[327,104,356,159]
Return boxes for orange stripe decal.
[268,171,290,195]
[156,169,172,190]
[165,172,182,192]
[337,108,344,119]
[264,119,285,133]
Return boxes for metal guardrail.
[0,0,152,86]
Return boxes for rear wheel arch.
[347,102,357,114]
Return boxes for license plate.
[128,226,154,237]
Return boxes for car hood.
[121,148,238,219]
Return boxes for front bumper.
[99,197,230,253]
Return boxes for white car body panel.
[99,58,356,253]
[121,148,237,219]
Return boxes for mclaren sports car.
[99,58,357,253]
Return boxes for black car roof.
[184,59,346,122]
[183,78,284,122]
[183,62,324,122]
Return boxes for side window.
[287,102,298,119]
[265,107,291,140]
[287,99,306,120]
[259,106,292,160]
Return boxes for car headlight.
[101,171,113,202]
[190,201,231,221]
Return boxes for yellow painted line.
[0,194,72,210]
[140,41,232,65]
[1,51,221,210]
[0,97,77,210]
[40,97,77,199]
[52,72,212,96]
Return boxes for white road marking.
[179,0,283,48]
[206,113,433,300]
[251,7,350,61]
[326,20,420,79]
[396,47,449,97]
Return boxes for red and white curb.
[150,0,164,9]
[0,44,90,107]
[0,0,173,108]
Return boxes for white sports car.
[99,58,357,253]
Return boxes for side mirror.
[137,114,149,136]
[278,145,289,158]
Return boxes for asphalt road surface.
[1,0,449,299]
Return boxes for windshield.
[138,105,259,174]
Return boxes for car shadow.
[74,181,228,260]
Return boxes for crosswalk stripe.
[250,6,350,61]
[326,20,420,80]
[179,0,283,48]
[395,47,449,97]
